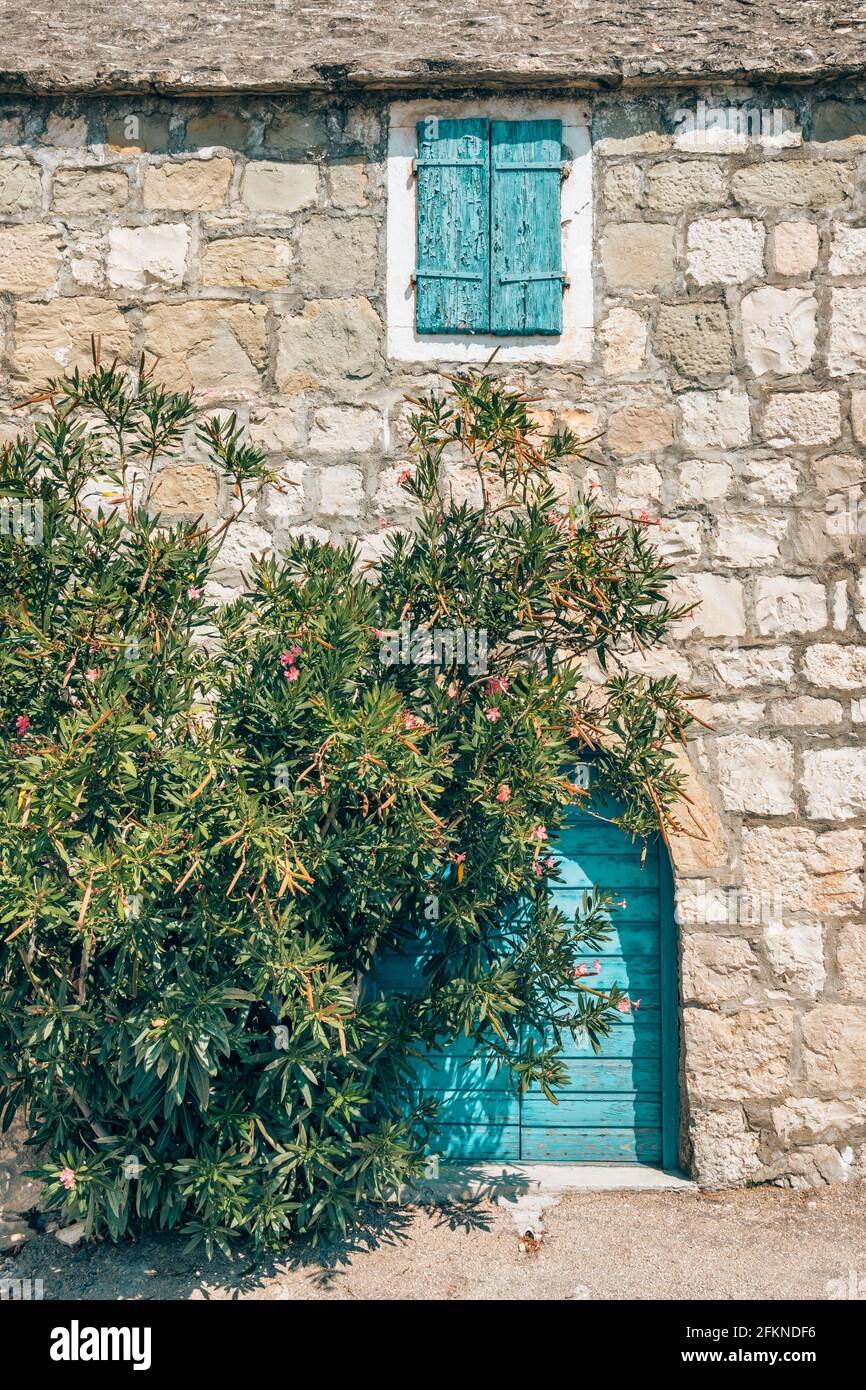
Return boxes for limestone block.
[762,391,841,447]
[52,168,129,214]
[828,287,866,374]
[646,159,727,211]
[276,297,381,391]
[143,300,267,396]
[0,158,43,214]
[318,464,364,514]
[107,224,190,290]
[603,163,642,211]
[247,406,300,453]
[686,217,765,286]
[143,158,233,210]
[185,113,249,151]
[803,644,866,689]
[679,459,732,502]
[105,112,171,154]
[712,644,793,687]
[329,160,368,208]
[742,456,799,503]
[674,573,745,638]
[837,925,866,998]
[309,404,382,453]
[261,461,307,523]
[772,1096,866,1144]
[689,1107,762,1187]
[713,514,787,567]
[601,222,675,290]
[681,934,759,1006]
[0,224,61,292]
[732,161,850,208]
[773,221,819,276]
[615,461,662,508]
[298,215,378,293]
[754,576,827,635]
[763,920,825,998]
[215,521,273,571]
[801,1005,866,1090]
[152,463,218,515]
[657,302,732,377]
[40,114,88,148]
[829,223,866,276]
[741,286,816,375]
[599,306,646,374]
[769,696,843,726]
[606,404,674,456]
[684,1005,794,1102]
[12,297,132,385]
[201,236,293,289]
[681,388,751,447]
[802,748,866,819]
[268,112,328,153]
[742,826,864,917]
[241,160,318,212]
[715,735,795,813]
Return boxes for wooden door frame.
[659,842,681,1171]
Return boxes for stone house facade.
[1,3,865,1192]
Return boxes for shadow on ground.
[1,1197,495,1301]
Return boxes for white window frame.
[386,97,593,365]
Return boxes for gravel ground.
[3,1182,865,1301]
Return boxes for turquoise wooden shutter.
[415,117,490,334]
[491,119,564,336]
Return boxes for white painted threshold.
[425,1162,695,1199]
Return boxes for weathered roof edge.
[2,58,866,99]
[4,0,866,100]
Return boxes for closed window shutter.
[415,117,490,334]
[490,119,564,336]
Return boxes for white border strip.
[386,98,593,365]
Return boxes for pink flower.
[495,784,511,803]
[404,712,424,730]
[453,852,466,864]
[59,1167,76,1192]
[447,682,459,699]
[573,963,590,977]
[280,647,301,665]
[531,824,547,841]
[283,666,299,682]
[544,856,555,869]
[587,479,600,491]
[84,669,99,682]
[484,707,501,722]
[379,517,390,531]
[187,586,202,599]
[485,676,509,695]
[616,997,634,1014]
[374,628,385,640]
[15,714,30,735]
[615,898,627,910]
[397,468,413,485]
[592,960,601,973]
[534,863,543,877]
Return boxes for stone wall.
[0,88,864,1189]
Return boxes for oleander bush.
[0,347,693,1252]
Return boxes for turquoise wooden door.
[374,804,679,1167]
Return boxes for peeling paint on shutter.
[491,119,564,336]
[415,117,490,334]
